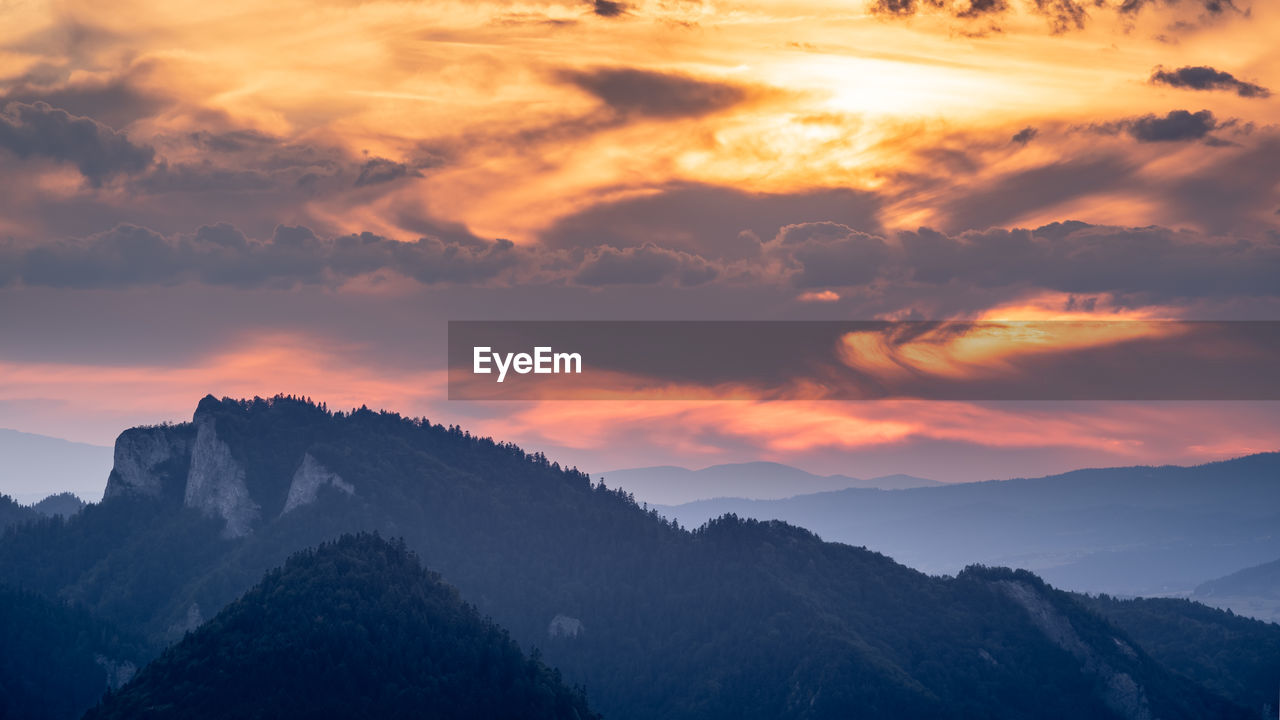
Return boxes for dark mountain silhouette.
[83,534,598,720]
[0,396,1261,719]
[0,584,143,720]
[602,461,940,504]
[33,492,88,518]
[657,454,1280,598]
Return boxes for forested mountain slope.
[0,396,1259,719]
[83,534,598,720]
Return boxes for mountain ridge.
[656,452,1280,599]
[601,460,940,504]
[0,395,1265,719]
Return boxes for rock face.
[997,580,1154,720]
[103,426,193,500]
[105,401,348,537]
[282,453,354,514]
[94,654,137,690]
[184,413,260,538]
[548,614,583,639]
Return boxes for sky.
[1,0,1279,488]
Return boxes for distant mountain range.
[601,461,941,504]
[0,429,111,503]
[1194,556,1280,622]
[656,453,1280,600]
[2,395,1274,718]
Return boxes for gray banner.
[448,321,1280,400]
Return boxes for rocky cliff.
[103,396,344,537]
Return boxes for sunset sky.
[2,0,1279,487]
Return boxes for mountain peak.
[84,533,600,720]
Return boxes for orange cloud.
[837,319,1186,383]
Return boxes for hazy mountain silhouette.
[602,461,940,504]
[0,396,1266,718]
[83,534,598,720]
[33,492,88,518]
[0,429,112,504]
[1194,556,1280,622]
[657,454,1280,599]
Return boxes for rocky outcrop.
[548,614,583,639]
[184,413,260,538]
[94,654,137,689]
[282,453,354,514]
[103,426,193,500]
[997,580,1153,720]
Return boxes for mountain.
[0,396,1260,719]
[33,492,88,518]
[83,534,598,720]
[656,454,1280,599]
[0,429,112,504]
[601,461,940,504]
[1082,594,1280,716]
[0,584,143,720]
[1193,557,1280,622]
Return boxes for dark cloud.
[770,223,890,288]
[354,157,423,187]
[865,0,947,16]
[871,0,1006,19]
[3,217,1279,303]
[874,0,1242,32]
[575,244,718,286]
[540,182,883,260]
[590,0,629,17]
[0,75,167,130]
[897,222,1280,300]
[0,101,154,185]
[937,156,1133,233]
[559,68,753,119]
[1119,0,1241,14]
[871,0,928,15]
[1150,65,1270,99]
[956,0,1008,18]
[0,223,519,289]
[1119,109,1220,143]
[136,161,275,194]
[188,129,282,154]
[1031,0,1088,33]
[1011,126,1038,145]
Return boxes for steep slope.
[83,534,598,720]
[0,585,143,720]
[602,462,939,504]
[0,396,1255,719]
[657,453,1280,597]
[1083,594,1280,717]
